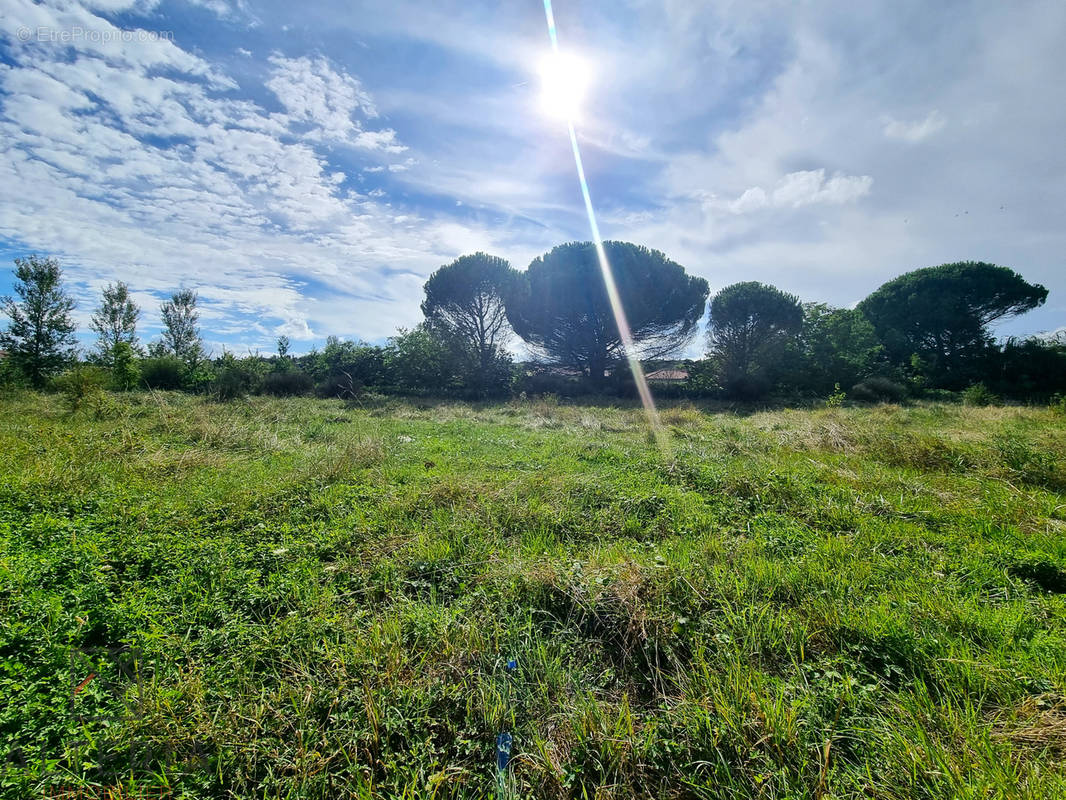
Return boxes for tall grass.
[1,391,1064,798]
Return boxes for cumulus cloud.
[725,170,872,213]
[883,110,947,142]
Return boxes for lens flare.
[541,0,669,455]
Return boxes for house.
[645,368,689,383]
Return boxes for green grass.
[1,391,1065,799]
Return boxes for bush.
[722,373,773,401]
[110,342,141,390]
[851,376,907,403]
[140,356,186,390]
[211,353,265,401]
[825,383,847,408]
[517,370,589,398]
[314,371,364,400]
[52,365,109,412]
[0,357,24,392]
[962,382,998,406]
[262,370,313,397]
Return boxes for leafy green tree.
[785,303,884,395]
[858,262,1047,388]
[276,335,290,359]
[507,241,709,387]
[308,336,388,397]
[159,288,205,369]
[707,281,803,398]
[110,341,141,390]
[994,336,1066,398]
[90,281,140,365]
[0,255,78,388]
[421,253,517,391]
[385,325,466,397]
[140,355,186,390]
[211,351,267,401]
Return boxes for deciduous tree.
[160,288,205,369]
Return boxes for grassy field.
[1,391,1065,799]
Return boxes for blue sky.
[0,0,1063,356]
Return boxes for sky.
[0,0,1063,357]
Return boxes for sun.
[538,50,591,122]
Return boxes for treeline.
[1,245,1063,404]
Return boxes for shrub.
[517,370,589,398]
[825,382,846,408]
[140,356,186,390]
[315,371,364,401]
[851,376,907,403]
[1051,394,1066,416]
[110,341,141,390]
[261,370,313,397]
[721,373,772,401]
[962,382,998,406]
[211,353,264,401]
[0,357,24,392]
[52,365,109,412]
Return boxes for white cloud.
[883,110,947,142]
[0,2,528,346]
[1,0,1064,347]
[353,128,407,153]
[724,169,872,213]
[727,186,769,213]
[266,54,377,138]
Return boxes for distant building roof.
[645,369,688,382]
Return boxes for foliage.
[0,255,78,388]
[109,341,141,390]
[784,303,883,395]
[707,281,803,398]
[276,335,290,359]
[421,252,518,396]
[2,394,1065,797]
[962,382,998,406]
[51,364,109,411]
[859,262,1047,388]
[261,370,313,397]
[0,355,24,391]
[993,336,1066,398]
[507,241,709,386]
[210,352,266,401]
[307,337,387,398]
[159,288,205,369]
[825,382,847,408]
[140,356,186,390]
[851,376,907,403]
[385,325,467,397]
[90,281,140,365]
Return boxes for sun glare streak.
[541,0,669,455]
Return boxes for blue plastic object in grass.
[496,731,513,772]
